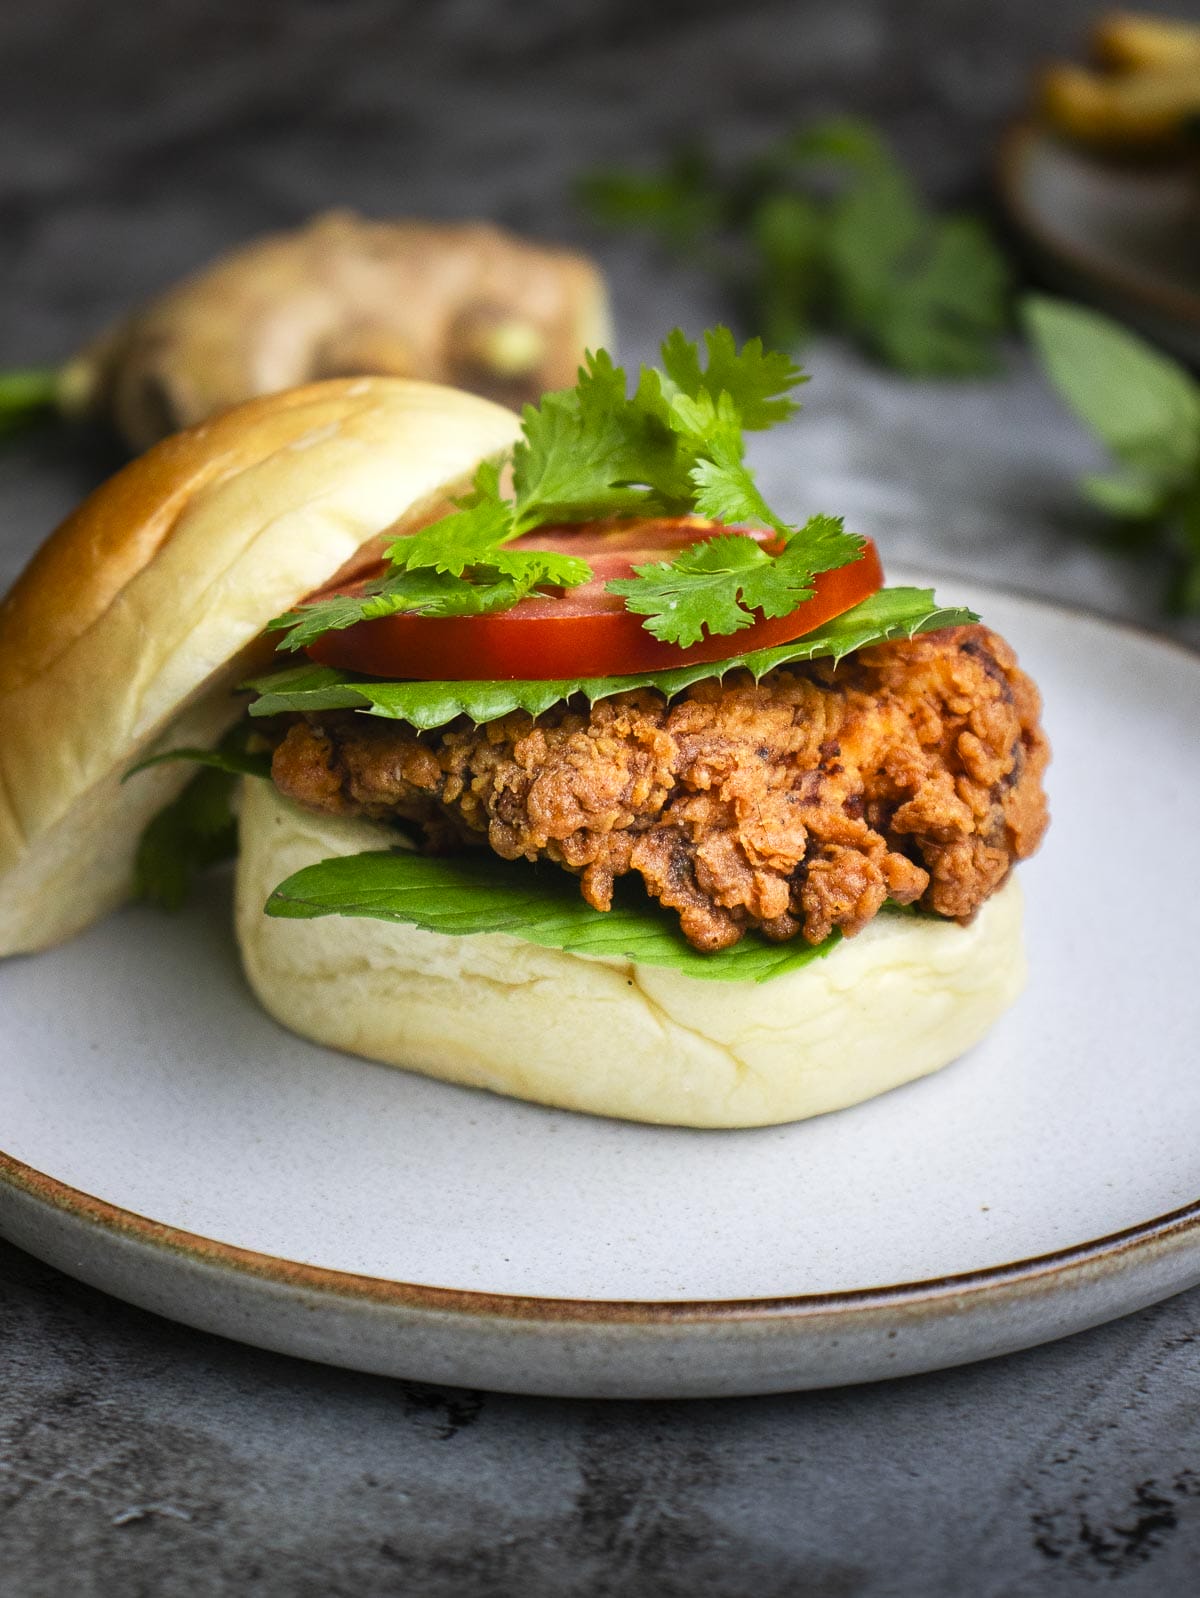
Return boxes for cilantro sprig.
[270,460,594,652]
[270,326,864,654]
[579,118,1010,377]
[610,514,859,648]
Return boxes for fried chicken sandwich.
[0,331,1048,1126]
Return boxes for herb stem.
[0,366,62,436]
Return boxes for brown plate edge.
[3,1147,1200,1328]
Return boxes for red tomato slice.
[305,518,883,682]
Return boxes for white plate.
[998,121,1200,365]
[2,580,1198,1397]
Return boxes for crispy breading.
[271,624,1049,951]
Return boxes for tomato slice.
[305,518,883,682]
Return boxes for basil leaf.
[1023,295,1200,491]
[265,846,839,984]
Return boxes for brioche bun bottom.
[235,779,1026,1129]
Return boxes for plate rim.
[3,1147,1200,1325]
[3,577,1199,1330]
[996,117,1200,329]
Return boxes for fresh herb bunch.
[271,326,868,651]
[578,118,1011,377]
[1023,296,1200,614]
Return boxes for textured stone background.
[3,2,1200,1593]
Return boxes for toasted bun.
[0,378,522,956]
[236,779,1027,1129]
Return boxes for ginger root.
[60,212,612,451]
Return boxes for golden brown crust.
[0,385,335,693]
[272,624,1049,954]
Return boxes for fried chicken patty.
[270,624,1049,952]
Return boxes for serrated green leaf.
[245,587,975,731]
[265,846,839,983]
[384,493,515,576]
[240,661,372,716]
[609,533,778,646]
[270,567,538,651]
[688,442,786,534]
[607,510,862,645]
[660,326,805,428]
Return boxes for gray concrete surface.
[5,1239,1200,1597]
[2,2,1200,1593]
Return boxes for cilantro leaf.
[511,350,692,527]
[272,459,591,651]
[609,534,780,646]
[578,117,1010,378]
[608,513,862,646]
[245,587,975,731]
[266,845,838,984]
[270,568,538,652]
[384,488,514,577]
[688,437,787,533]
[659,326,805,428]
[827,170,1007,377]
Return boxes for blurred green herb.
[0,368,60,437]
[131,722,270,909]
[578,118,1010,377]
[1023,295,1200,614]
[133,765,239,911]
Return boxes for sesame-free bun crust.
[237,780,1027,1129]
[0,378,521,956]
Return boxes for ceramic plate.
[1,578,1198,1398]
[998,120,1200,365]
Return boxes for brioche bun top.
[0,377,522,954]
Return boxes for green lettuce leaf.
[245,587,976,731]
[265,845,839,984]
